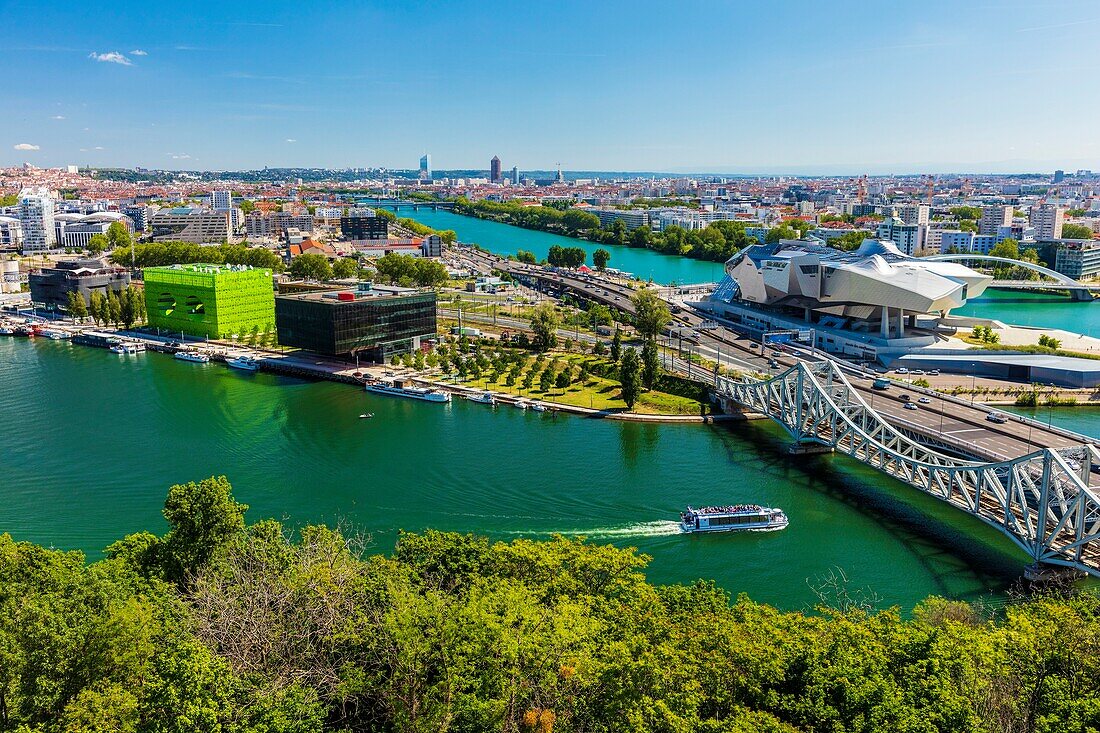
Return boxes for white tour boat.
[39,328,70,340]
[365,379,451,403]
[174,350,211,364]
[110,341,145,354]
[679,504,788,534]
[226,355,261,372]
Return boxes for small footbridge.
[925,254,1097,301]
[717,359,1100,577]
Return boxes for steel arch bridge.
[716,360,1100,576]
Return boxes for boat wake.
[507,520,683,539]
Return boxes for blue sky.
[5,0,1100,173]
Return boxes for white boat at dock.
[530,401,548,413]
[38,329,70,340]
[110,341,145,354]
[174,350,210,364]
[466,391,495,405]
[365,378,451,403]
[226,355,261,372]
[679,504,788,533]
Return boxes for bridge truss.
[717,360,1100,576]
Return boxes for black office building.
[28,260,131,313]
[275,284,436,359]
[340,214,388,240]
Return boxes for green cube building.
[143,263,275,339]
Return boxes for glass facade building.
[275,287,437,359]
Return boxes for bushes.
[8,478,1100,731]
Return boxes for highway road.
[457,248,1096,463]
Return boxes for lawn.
[430,351,704,415]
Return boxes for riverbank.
[391,207,726,285]
[1,334,1026,610]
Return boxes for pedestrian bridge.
[717,359,1100,577]
[925,254,1096,301]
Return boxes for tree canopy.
[109,242,284,272]
[373,253,447,287]
[630,288,671,341]
[5,477,1100,731]
[288,253,333,281]
[1062,223,1094,240]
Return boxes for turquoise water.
[957,289,1100,336]
[0,336,1027,610]
[1002,405,1100,437]
[393,207,726,285]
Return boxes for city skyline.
[6,0,1100,172]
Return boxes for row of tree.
[5,476,1100,732]
[109,241,285,272]
[66,285,146,329]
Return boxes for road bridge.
[716,359,1100,577]
[457,247,1100,576]
[357,198,455,211]
[457,247,1094,460]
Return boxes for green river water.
[5,214,1100,610]
[0,336,1038,610]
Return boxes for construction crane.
[857,174,868,203]
[923,175,935,205]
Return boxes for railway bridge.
[717,359,1100,578]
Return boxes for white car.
[918,397,931,404]
[903,402,918,410]
[910,369,926,375]
[895,367,910,374]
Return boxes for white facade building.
[875,215,921,255]
[979,205,1012,236]
[18,187,56,253]
[1030,203,1065,240]
[720,239,991,338]
[894,204,929,227]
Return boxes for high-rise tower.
[490,156,502,183]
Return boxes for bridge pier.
[788,441,834,455]
[1023,562,1088,586]
[1071,289,1094,302]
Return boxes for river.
[390,207,727,285]
[0,336,1037,611]
[399,208,1100,337]
[956,288,1100,336]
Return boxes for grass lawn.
[431,351,704,415]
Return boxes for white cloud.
[88,51,132,66]
[13,143,40,151]
[51,115,65,120]
[167,153,191,160]
[93,146,104,150]
[130,49,147,56]
[285,138,297,143]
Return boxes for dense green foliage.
[592,248,610,270]
[109,242,285,272]
[372,253,447,287]
[547,245,586,268]
[529,302,560,351]
[288,253,333,282]
[7,477,1100,731]
[1062,223,1094,241]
